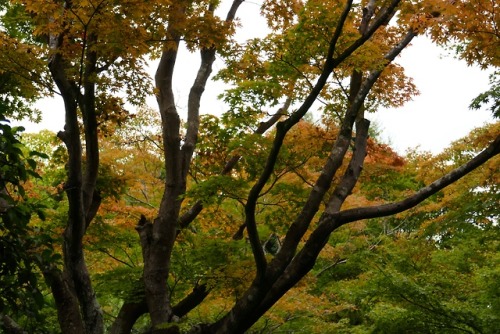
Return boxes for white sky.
[21,1,495,155]
[369,37,494,154]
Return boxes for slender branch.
[332,0,402,65]
[182,47,216,180]
[335,134,500,224]
[290,166,315,188]
[125,193,158,209]
[0,59,56,95]
[96,248,133,268]
[179,100,290,230]
[316,258,347,277]
[256,97,291,134]
[327,0,354,60]
[395,293,477,333]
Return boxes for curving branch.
[335,134,500,224]
[183,0,246,184]
[332,0,402,65]
[0,314,27,334]
[327,0,354,60]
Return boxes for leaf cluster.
[0,114,53,327]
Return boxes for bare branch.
[327,0,354,60]
[335,134,500,224]
[96,248,134,268]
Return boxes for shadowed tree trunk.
[47,6,104,333]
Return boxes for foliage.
[425,0,499,68]
[0,113,53,329]
[470,71,499,119]
[306,123,500,334]
[1,0,499,333]
[0,32,49,122]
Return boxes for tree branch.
[327,0,354,60]
[109,299,147,334]
[172,284,210,318]
[0,314,27,334]
[182,47,216,181]
[178,100,290,230]
[335,134,500,224]
[332,0,402,65]
[226,0,245,21]
[326,118,370,213]
[110,284,209,334]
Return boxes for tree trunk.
[42,267,85,334]
[49,23,103,334]
[142,1,244,330]
[109,299,148,334]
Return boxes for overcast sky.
[369,37,494,154]
[21,2,495,155]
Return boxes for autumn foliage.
[0,0,499,333]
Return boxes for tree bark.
[48,9,103,333]
[143,1,244,331]
[208,2,410,331]
[0,314,27,334]
[42,266,85,334]
[110,281,210,334]
[109,299,148,334]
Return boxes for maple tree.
[307,123,500,334]
[0,116,48,332]
[1,0,499,333]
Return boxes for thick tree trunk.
[109,299,148,334]
[42,267,85,334]
[49,26,103,334]
[142,2,244,331]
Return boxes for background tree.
[308,122,499,334]
[0,114,53,333]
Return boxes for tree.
[1,0,499,333]
[0,29,55,332]
[0,114,52,333]
[308,123,500,334]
